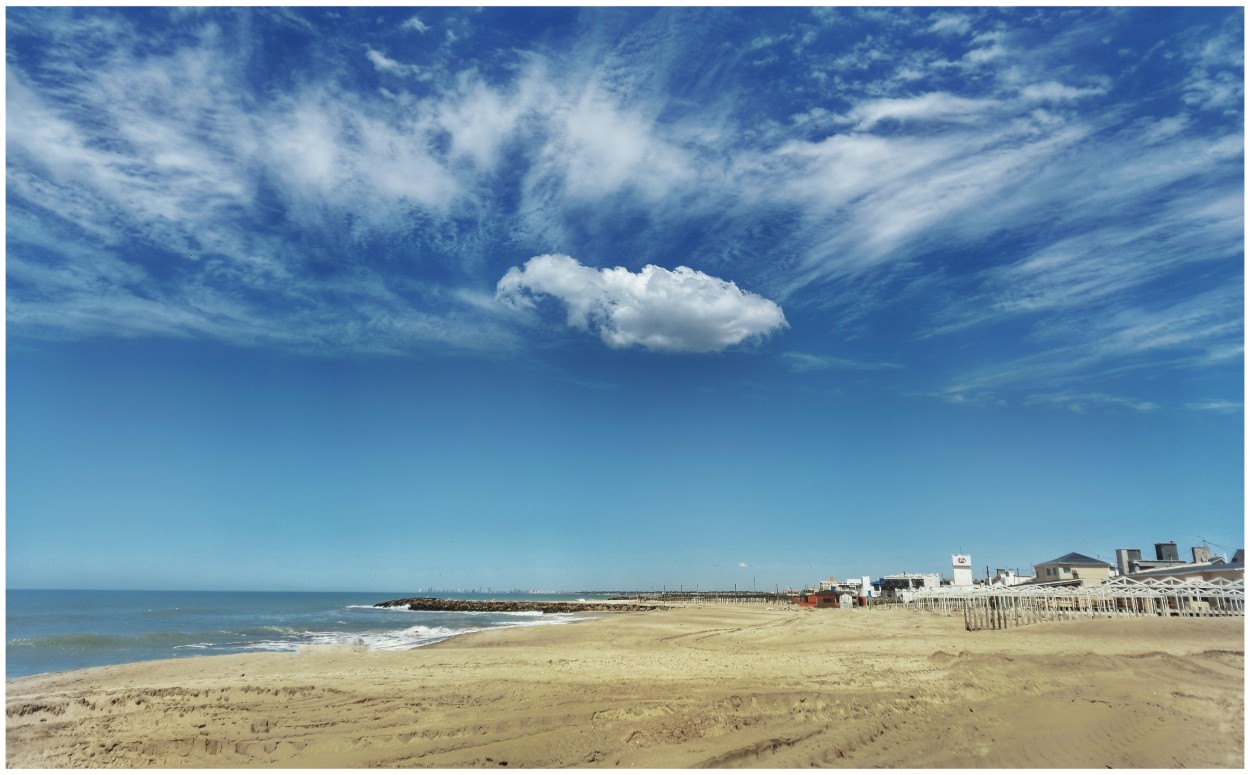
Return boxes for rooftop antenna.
[1200,536,1229,556]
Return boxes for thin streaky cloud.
[1184,400,1244,413]
[780,353,903,374]
[1024,392,1161,414]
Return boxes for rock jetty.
[374,597,667,614]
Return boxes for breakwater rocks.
[374,597,667,614]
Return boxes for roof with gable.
[1035,552,1110,567]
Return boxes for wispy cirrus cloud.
[780,352,902,373]
[6,11,517,354]
[1185,399,1244,413]
[842,91,1000,129]
[1178,12,1244,113]
[928,13,973,37]
[365,47,425,78]
[400,15,428,34]
[1019,80,1109,102]
[1024,392,1160,414]
[936,284,1242,408]
[5,7,1241,410]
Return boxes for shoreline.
[7,605,1243,768]
[8,591,657,681]
[5,607,620,683]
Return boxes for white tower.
[951,554,973,588]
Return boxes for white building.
[991,568,1032,587]
[951,554,974,588]
[874,572,940,602]
[818,576,873,594]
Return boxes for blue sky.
[6,6,1244,592]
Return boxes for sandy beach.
[6,604,1243,768]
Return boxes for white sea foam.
[348,604,555,618]
[235,625,482,653]
[170,610,590,657]
[330,615,580,652]
[242,640,305,653]
[351,605,546,614]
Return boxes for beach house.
[1031,552,1115,586]
[794,589,843,608]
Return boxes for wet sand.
[6,605,1243,768]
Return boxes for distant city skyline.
[7,7,1243,592]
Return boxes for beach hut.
[794,590,842,608]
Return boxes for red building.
[794,590,843,608]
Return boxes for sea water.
[5,589,609,678]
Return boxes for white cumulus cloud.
[495,254,786,353]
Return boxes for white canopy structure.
[903,576,1244,630]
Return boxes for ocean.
[5,589,612,679]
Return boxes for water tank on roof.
[1154,542,1179,562]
